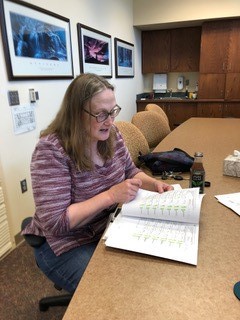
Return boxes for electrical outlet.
[20,179,27,193]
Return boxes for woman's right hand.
[107,178,142,204]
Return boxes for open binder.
[105,187,204,265]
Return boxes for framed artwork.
[77,23,112,78]
[0,0,74,80]
[114,38,134,78]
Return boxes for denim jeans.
[34,240,98,294]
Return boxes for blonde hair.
[40,73,116,170]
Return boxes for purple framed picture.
[77,23,112,78]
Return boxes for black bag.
[138,148,194,175]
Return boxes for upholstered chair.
[115,121,149,167]
[131,111,171,150]
[145,103,169,125]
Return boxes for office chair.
[21,217,72,311]
[115,121,149,167]
[131,111,171,150]
[144,103,170,125]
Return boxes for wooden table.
[63,118,240,320]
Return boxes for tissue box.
[223,155,240,177]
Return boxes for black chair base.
[21,217,73,311]
[39,293,72,311]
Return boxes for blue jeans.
[34,240,98,294]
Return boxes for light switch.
[8,90,20,106]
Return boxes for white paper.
[106,213,199,265]
[215,193,240,216]
[121,188,202,224]
[11,104,36,135]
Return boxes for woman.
[22,73,173,293]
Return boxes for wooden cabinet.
[198,74,225,99]
[136,100,167,113]
[136,99,240,126]
[225,73,240,99]
[197,103,223,118]
[171,27,201,72]
[142,27,201,73]
[199,21,230,73]
[142,30,170,73]
[136,100,197,130]
[228,20,240,72]
[223,103,240,118]
[166,102,197,129]
[199,19,240,104]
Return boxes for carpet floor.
[0,241,68,320]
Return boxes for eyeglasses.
[84,105,121,123]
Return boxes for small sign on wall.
[11,104,36,135]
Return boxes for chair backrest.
[115,121,149,166]
[131,111,171,150]
[145,103,169,125]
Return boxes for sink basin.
[155,97,185,100]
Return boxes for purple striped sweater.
[22,126,141,256]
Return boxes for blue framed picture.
[114,38,134,78]
[0,0,74,80]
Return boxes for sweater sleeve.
[30,136,72,236]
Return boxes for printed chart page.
[105,213,199,265]
[121,188,202,224]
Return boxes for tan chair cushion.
[145,103,169,125]
[115,121,149,166]
[131,111,171,149]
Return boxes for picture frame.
[114,38,134,78]
[77,23,112,78]
[0,0,74,80]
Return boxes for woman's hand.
[107,178,142,204]
[154,180,174,193]
[133,171,173,194]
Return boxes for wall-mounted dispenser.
[153,74,167,93]
[177,76,184,90]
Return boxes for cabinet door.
[166,103,197,130]
[198,74,225,99]
[228,20,240,72]
[136,101,148,112]
[225,73,240,99]
[142,30,170,73]
[223,103,240,118]
[136,101,168,113]
[197,103,223,117]
[199,21,230,73]
[171,27,201,72]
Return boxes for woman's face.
[85,88,117,143]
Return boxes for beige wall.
[133,0,240,29]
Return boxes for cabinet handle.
[222,62,225,71]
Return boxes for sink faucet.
[168,89,172,97]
